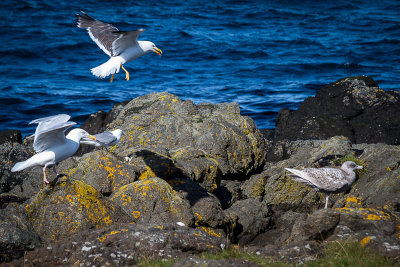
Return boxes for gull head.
[341,161,363,172]
[68,128,96,141]
[141,41,162,56]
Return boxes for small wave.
[0,48,41,59]
[179,30,193,38]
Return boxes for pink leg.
[325,195,329,209]
[43,166,49,184]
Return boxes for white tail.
[91,57,122,78]
[11,160,32,172]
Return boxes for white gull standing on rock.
[11,114,96,184]
[76,11,163,83]
[285,161,363,209]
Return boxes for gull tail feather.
[91,57,122,79]
[285,168,316,187]
[12,159,34,172]
[285,168,306,178]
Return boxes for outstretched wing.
[112,29,145,55]
[76,10,122,57]
[29,114,76,152]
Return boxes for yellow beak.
[88,135,96,141]
[154,47,163,56]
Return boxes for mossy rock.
[60,150,136,195]
[263,173,321,212]
[110,177,194,226]
[108,92,267,191]
[25,177,126,243]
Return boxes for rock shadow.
[134,149,211,206]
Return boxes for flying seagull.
[285,161,363,209]
[80,129,123,147]
[75,10,163,82]
[11,114,96,184]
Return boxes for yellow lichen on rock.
[110,178,193,225]
[26,177,116,242]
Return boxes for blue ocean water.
[0,0,399,136]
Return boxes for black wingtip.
[76,10,94,20]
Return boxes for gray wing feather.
[286,167,349,192]
[29,114,76,153]
[302,168,349,191]
[112,29,145,55]
[76,11,122,57]
[94,132,117,144]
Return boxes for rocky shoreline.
[0,76,399,266]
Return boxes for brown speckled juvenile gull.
[285,161,363,209]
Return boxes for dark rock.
[80,110,106,134]
[0,204,40,263]
[103,100,129,128]
[353,143,400,209]
[171,178,225,228]
[0,130,22,145]
[275,76,400,145]
[7,223,226,266]
[108,92,266,191]
[249,210,306,247]
[0,194,28,209]
[289,209,340,242]
[215,180,243,209]
[0,141,40,197]
[224,199,271,244]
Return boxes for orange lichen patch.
[138,166,157,180]
[194,213,203,220]
[336,206,391,221]
[360,236,371,246]
[132,211,141,219]
[366,214,382,221]
[103,216,112,224]
[98,229,129,242]
[198,227,223,238]
[396,225,400,239]
[345,196,362,205]
[155,225,164,230]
